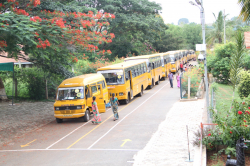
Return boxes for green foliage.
[78,0,167,58]
[225,147,236,156]
[242,52,250,70]
[211,98,250,148]
[182,23,202,50]
[181,67,202,97]
[238,70,250,99]
[210,82,219,93]
[208,42,237,84]
[230,30,245,91]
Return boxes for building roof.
[244,32,250,49]
[0,51,32,65]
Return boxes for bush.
[181,67,202,97]
[238,70,250,99]
[207,43,236,84]
[19,67,46,100]
[205,99,250,149]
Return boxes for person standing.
[91,96,102,124]
[110,93,119,121]
[176,73,180,88]
[180,62,183,72]
[168,71,174,88]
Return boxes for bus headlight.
[76,106,82,109]
[55,107,59,110]
[119,93,124,96]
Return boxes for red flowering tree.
[0,0,115,77]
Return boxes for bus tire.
[149,79,154,89]
[162,76,165,81]
[56,118,63,123]
[124,94,130,104]
[138,86,143,97]
[83,110,90,122]
[156,76,160,85]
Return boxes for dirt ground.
[207,150,250,166]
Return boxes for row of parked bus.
[53,50,196,123]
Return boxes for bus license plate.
[64,114,72,117]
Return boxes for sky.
[149,0,242,25]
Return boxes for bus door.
[129,70,133,100]
[90,85,105,113]
[85,85,92,111]
[152,62,156,81]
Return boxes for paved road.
[0,77,180,166]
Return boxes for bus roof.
[58,73,104,87]
[124,54,161,60]
[97,61,146,71]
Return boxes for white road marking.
[0,148,139,153]
[87,82,169,149]
[46,108,111,149]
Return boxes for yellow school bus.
[97,61,148,104]
[181,50,188,64]
[159,52,171,80]
[187,50,192,61]
[190,50,195,60]
[168,51,179,74]
[54,74,108,123]
[124,54,162,89]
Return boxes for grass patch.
[215,84,241,116]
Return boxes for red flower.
[207,133,211,136]
[230,131,232,134]
[248,107,250,109]
[238,111,243,115]
[244,120,247,123]
[243,102,245,105]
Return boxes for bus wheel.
[83,110,90,122]
[56,118,63,123]
[138,86,143,97]
[156,77,160,85]
[124,94,130,104]
[149,79,154,89]
[162,76,165,81]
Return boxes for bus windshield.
[97,70,124,85]
[170,56,175,62]
[57,87,84,100]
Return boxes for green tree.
[153,24,185,52]
[229,30,245,110]
[206,11,225,46]
[238,0,250,21]
[74,0,168,58]
[207,42,237,84]
[182,23,202,50]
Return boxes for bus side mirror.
[54,95,56,99]
[126,77,129,81]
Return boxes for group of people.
[91,93,119,125]
[168,71,180,88]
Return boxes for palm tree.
[206,11,225,46]
[238,0,250,21]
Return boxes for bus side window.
[102,80,106,89]
[97,85,101,91]
[143,63,146,73]
[91,86,97,94]
[131,67,136,78]
[85,86,91,98]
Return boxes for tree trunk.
[0,77,8,100]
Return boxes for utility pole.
[190,0,210,121]
[200,0,210,122]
